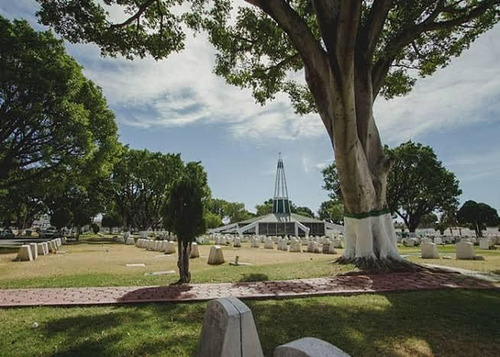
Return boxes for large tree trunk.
[309,63,408,270]
[247,0,414,271]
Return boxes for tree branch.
[372,0,498,97]
[109,0,156,29]
[358,0,392,60]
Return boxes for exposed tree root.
[334,256,424,273]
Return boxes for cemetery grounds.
[0,234,498,356]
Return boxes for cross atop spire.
[273,154,291,214]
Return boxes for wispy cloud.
[375,25,500,145]
[447,149,500,182]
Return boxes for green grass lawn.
[0,289,498,357]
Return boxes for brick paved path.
[0,271,496,308]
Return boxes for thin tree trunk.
[175,240,191,284]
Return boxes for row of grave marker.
[15,238,63,261]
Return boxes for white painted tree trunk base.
[338,213,418,271]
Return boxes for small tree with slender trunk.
[164,176,206,284]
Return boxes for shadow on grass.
[41,304,205,357]
[238,273,270,282]
[117,285,195,303]
[246,289,500,357]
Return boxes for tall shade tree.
[109,147,184,231]
[37,0,500,269]
[318,199,344,224]
[164,164,208,284]
[0,17,118,190]
[457,200,499,237]
[387,141,461,232]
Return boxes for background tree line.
[320,141,499,236]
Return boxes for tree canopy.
[108,147,185,230]
[36,1,500,111]
[386,141,461,232]
[318,199,344,224]
[457,200,499,237]
[0,16,119,190]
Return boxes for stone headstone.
[123,231,130,240]
[456,241,475,260]
[421,242,439,259]
[190,243,200,258]
[278,239,288,251]
[332,238,343,248]
[289,240,301,252]
[322,243,336,255]
[140,231,148,239]
[16,245,33,261]
[126,237,135,245]
[264,237,274,249]
[29,243,38,260]
[208,246,225,265]
[196,297,263,357]
[274,337,350,357]
[41,242,49,255]
[233,237,241,248]
[251,237,260,248]
[37,243,46,256]
[165,241,176,254]
[47,240,55,253]
[402,238,415,247]
[154,240,161,251]
[479,238,491,250]
[307,241,320,253]
[433,237,443,245]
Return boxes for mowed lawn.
[0,236,499,356]
[0,238,352,288]
[0,290,498,357]
[0,236,499,288]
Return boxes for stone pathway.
[0,271,497,308]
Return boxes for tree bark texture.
[176,240,191,284]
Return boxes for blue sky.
[2,0,499,215]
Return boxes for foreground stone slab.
[421,242,439,259]
[196,297,263,357]
[274,337,350,357]
[16,245,33,261]
[190,243,200,258]
[208,246,225,265]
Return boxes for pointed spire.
[273,154,291,214]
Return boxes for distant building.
[209,155,343,236]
